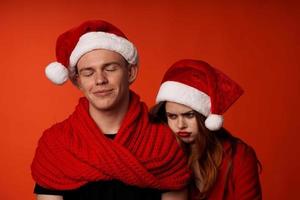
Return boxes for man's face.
[76,49,137,113]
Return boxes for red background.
[0,0,299,199]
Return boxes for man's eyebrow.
[103,61,123,67]
[78,67,94,73]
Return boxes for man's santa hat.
[156,59,243,131]
[45,19,138,85]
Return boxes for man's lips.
[177,131,191,138]
[93,89,113,96]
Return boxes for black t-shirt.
[34,180,162,200]
[33,134,163,200]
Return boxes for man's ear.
[75,74,82,90]
[128,64,138,84]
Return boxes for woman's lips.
[177,131,191,138]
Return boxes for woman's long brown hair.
[150,102,227,199]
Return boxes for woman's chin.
[179,137,195,144]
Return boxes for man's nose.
[95,71,108,85]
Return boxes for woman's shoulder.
[219,133,262,199]
[225,138,256,154]
[219,130,258,160]
[224,137,258,160]
[220,133,261,176]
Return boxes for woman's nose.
[177,117,187,129]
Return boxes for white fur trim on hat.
[69,31,138,69]
[204,114,224,131]
[45,62,69,85]
[156,81,211,116]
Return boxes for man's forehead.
[77,49,127,68]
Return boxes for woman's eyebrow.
[166,112,176,115]
[182,111,194,115]
[166,110,193,115]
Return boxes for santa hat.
[45,19,138,85]
[156,59,244,131]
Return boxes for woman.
[150,59,262,200]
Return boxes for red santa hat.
[156,59,244,131]
[45,19,138,85]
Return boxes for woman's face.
[165,101,199,144]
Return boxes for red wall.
[0,0,299,199]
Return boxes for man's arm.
[36,195,63,200]
[162,188,188,200]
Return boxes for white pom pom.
[45,62,69,85]
[205,114,224,131]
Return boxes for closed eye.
[79,68,94,77]
[104,63,119,72]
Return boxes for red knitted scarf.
[31,92,190,190]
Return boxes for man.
[31,20,190,200]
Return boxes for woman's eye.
[185,112,195,119]
[167,114,177,120]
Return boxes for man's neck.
[89,95,130,134]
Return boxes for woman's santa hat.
[45,19,138,85]
[156,59,244,131]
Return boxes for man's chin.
[92,104,114,112]
[88,99,115,112]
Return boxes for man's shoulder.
[148,121,173,133]
[42,118,71,139]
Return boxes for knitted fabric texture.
[31,91,190,190]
